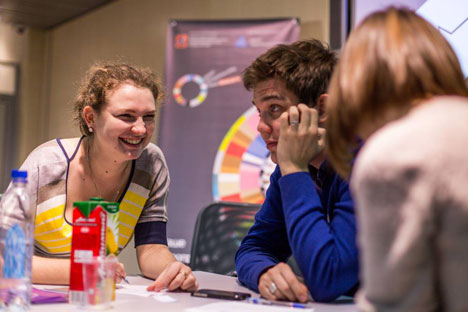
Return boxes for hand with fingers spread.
[258,262,308,303]
[276,104,326,175]
[146,261,198,292]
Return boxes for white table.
[32,271,357,311]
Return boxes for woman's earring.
[89,126,94,133]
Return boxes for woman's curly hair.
[73,63,164,136]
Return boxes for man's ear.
[82,106,95,129]
[317,94,328,125]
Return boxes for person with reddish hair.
[7,64,198,292]
[326,8,468,311]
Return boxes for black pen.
[119,275,130,285]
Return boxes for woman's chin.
[118,140,146,159]
[124,150,142,160]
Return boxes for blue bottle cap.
[11,170,27,179]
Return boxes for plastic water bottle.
[0,170,34,311]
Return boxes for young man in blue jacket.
[235,39,359,303]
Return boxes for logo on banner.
[172,66,242,107]
[174,33,189,49]
[235,36,248,48]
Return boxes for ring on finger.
[179,271,188,278]
[290,120,299,126]
[268,282,277,295]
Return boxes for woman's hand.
[115,260,127,284]
[146,261,198,292]
[276,104,325,175]
[258,262,308,302]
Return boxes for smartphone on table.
[191,289,251,300]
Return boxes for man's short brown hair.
[242,39,337,107]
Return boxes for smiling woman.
[7,64,198,292]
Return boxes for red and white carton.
[69,201,107,305]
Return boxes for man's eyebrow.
[252,94,285,106]
[260,94,284,102]
[115,109,157,114]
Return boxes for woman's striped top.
[14,137,170,258]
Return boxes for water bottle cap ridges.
[11,169,27,179]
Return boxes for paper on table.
[116,285,153,297]
[44,286,68,294]
[32,287,68,304]
[116,285,177,302]
[185,301,314,312]
[152,292,177,303]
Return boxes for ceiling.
[0,0,115,30]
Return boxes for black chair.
[189,201,261,275]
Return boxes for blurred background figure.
[327,7,468,312]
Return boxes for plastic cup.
[82,256,116,309]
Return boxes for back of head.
[73,63,164,136]
[326,7,468,178]
[242,39,337,106]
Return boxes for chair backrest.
[189,201,261,275]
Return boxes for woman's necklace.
[86,139,129,203]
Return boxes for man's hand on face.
[276,104,326,175]
[258,262,309,303]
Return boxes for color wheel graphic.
[172,74,208,107]
[172,67,242,108]
[212,107,275,204]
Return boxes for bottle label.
[3,224,26,278]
